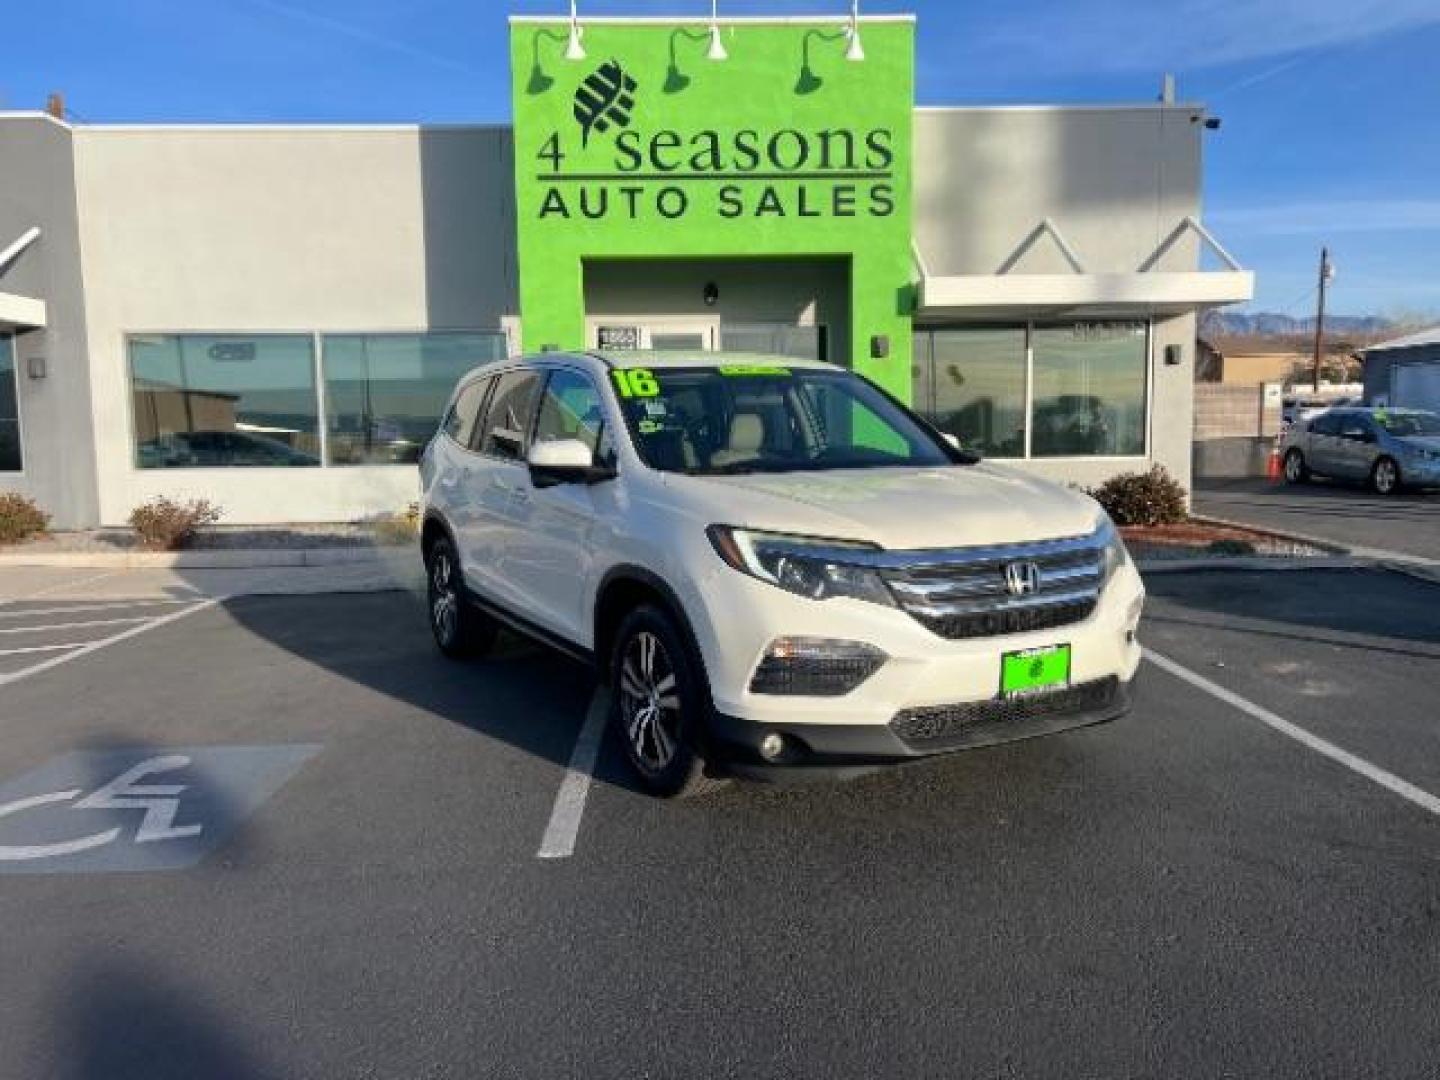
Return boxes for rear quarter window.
[443,379,490,447]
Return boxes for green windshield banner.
[509,16,916,394]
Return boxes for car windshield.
[609,363,961,475]
[1374,410,1440,437]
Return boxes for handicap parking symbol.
[0,745,320,874]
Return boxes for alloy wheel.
[1375,459,1399,495]
[430,549,458,645]
[1285,451,1302,482]
[619,631,682,773]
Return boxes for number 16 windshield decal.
[612,369,659,399]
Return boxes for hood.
[663,464,1102,550]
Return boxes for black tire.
[609,605,726,798]
[1371,456,1402,496]
[425,536,497,659]
[1283,448,1309,484]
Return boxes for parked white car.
[420,352,1145,795]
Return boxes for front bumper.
[709,674,1134,778]
[1399,456,1440,486]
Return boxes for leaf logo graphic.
[574,60,638,147]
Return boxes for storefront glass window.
[0,335,20,471]
[916,327,1028,458]
[1031,322,1148,457]
[322,332,508,465]
[130,334,321,468]
[913,322,1149,459]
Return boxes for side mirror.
[527,439,615,487]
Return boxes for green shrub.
[129,497,222,551]
[1088,466,1188,527]
[0,493,50,544]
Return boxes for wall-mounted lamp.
[706,0,728,61]
[703,282,720,307]
[26,355,47,380]
[564,0,586,61]
[845,0,865,62]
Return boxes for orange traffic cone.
[1266,442,1282,482]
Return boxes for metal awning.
[914,216,1254,319]
[0,226,47,329]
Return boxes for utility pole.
[1311,247,1332,392]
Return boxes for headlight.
[1097,515,1130,583]
[706,526,895,607]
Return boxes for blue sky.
[6,0,1438,319]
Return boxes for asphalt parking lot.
[1195,477,1440,560]
[1,566,1438,1077]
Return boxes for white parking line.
[0,597,226,691]
[0,616,154,636]
[0,643,88,657]
[0,599,195,620]
[1144,647,1440,817]
[537,687,610,860]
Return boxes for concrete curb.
[1179,511,1440,585]
[1136,555,1374,574]
[0,546,412,569]
[1186,512,1352,556]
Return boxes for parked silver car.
[1281,407,1440,495]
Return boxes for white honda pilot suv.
[420,352,1144,796]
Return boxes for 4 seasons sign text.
[534,61,898,222]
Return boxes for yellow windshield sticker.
[718,364,792,377]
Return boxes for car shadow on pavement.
[56,960,281,1080]
[215,588,652,797]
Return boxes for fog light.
[748,637,887,696]
[759,733,787,761]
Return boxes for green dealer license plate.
[1001,644,1071,697]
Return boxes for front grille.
[891,677,1121,750]
[882,532,1106,640]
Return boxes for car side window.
[1310,413,1338,437]
[534,369,605,456]
[477,370,543,461]
[443,379,490,448]
[1339,414,1373,440]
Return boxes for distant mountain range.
[1200,311,1396,337]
